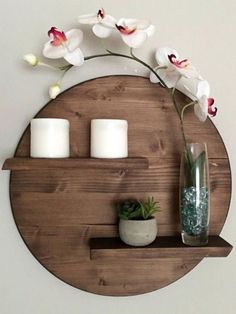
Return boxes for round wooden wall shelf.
[7,76,231,296]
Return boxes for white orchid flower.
[49,83,61,99]
[184,80,217,122]
[78,8,116,38]
[43,27,84,66]
[23,54,39,66]
[195,80,217,121]
[116,18,155,48]
[150,47,202,88]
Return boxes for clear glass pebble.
[181,186,209,236]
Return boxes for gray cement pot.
[119,217,157,246]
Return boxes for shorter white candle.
[30,118,70,158]
[91,119,128,158]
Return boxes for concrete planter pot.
[119,217,157,246]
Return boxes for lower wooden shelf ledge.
[90,236,233,260]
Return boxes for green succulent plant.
[118,197,160,220]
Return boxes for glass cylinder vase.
[179,143,210,246]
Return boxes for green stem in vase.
[172,80,195,171]
[180,100,197,162]
[180,101,206,187]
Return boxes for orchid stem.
[171,76,182,117]
[85,53,111,61]
[57,66,72,85]
[172,76,182,96]
[181,101,196,121]
[130,48,168,88]
[171,77,193,167]
[59,64,73,71]
[178,100,197,169]
[84,50,168,88]
[38,62,59,70]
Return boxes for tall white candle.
[30,118,70,158]
[91,119,128,158]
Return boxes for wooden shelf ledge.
[90,236,233,260]
[2,157,149,170]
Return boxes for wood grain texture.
[16,224,201,296]
[3,157,149,170]
[9,159,230,193]
[8,76,232,296]
[90,236,233,260]
[15,77,228,159]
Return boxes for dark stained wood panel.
[7,76,232,296]
[9,159,230,193]
[15,77,228,159]
[90,236,233,260]
[16,224,201,296]
[3,157,149,171]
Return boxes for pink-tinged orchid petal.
[116,18,155,48]
[208,98,214,106]
[116,24,137,35]
[78,10,116,27]
[97,8,105,20]
[168,54,188,68]
[48,27,67,46]
[153,47,202,81]
[43,28,84,66]
[64,48,84,66]
[150,48,182,87]
[117,18,150,30]
[168,54,201,79]
[155,47,179,67]
[92,23,113,38]
[208,98,217,117]
[189,81,217,121]
[78,9,116,38]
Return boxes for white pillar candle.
[30,118,70,158]
[91,119,128,158]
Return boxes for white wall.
[1,1,236,313]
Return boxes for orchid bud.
[23,54,39,66]
[49,83,61,99]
